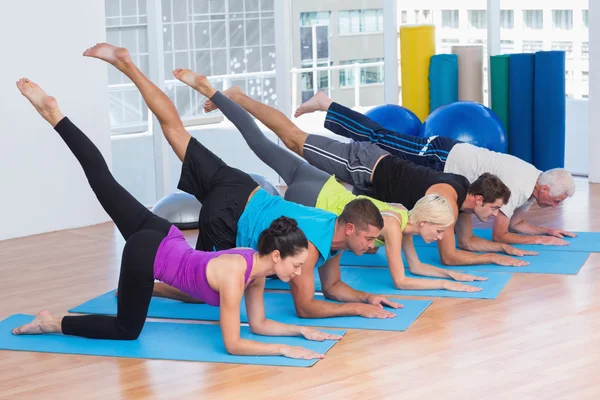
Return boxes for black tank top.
[371,156,470,210]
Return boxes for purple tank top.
[153,226,255,306]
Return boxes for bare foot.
[203,86,242,113]
[294,91,332,118]
[12,310,61,335]
[83,42,131,70]
[16,78,64,126]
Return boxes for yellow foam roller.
[400,25,436,122]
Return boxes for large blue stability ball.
[421,102,508,153]
[364,104,422,137]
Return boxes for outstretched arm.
[290,248,399,319]
[244,277,342,342]
[492,209,575,245]
[401,234,486,291]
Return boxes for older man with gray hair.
[295,93,577,247]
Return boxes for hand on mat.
[547,229,577,239]
[356,303,398,319]
[301,327,343,342]
[503,245,538,257]
[443,281,482,292]
[490,254,529,267]
[448,271,488,282]
[537,235,570,246]
[281,345,325,360]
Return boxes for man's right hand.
[355,303,397,319]
[490,254,529,267]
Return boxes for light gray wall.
[0,0,111,240]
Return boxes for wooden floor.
[1,178,599,399]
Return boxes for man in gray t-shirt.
[298,97,577,247]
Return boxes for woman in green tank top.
[316,177,487,292]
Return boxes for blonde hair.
[408,194,455,227]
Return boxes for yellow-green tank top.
[315,176,408,247]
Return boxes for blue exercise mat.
[533,51,566,170]
[508,53,535,163]
[0,314,342,367]
[410,228,600,253]
[429,54,459,112]
[70,291,431,332]
[340,245,588,275]
[265,267,511,300]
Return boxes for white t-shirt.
[444,143,541,218]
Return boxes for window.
[468,10,487,30]
[583,10,588,28]
[105,0,149,134]
[500,10,514,29]
[300,11,330,27]
[440,38,459,54]
[523,40,543,53]
[501,40,515,54]
[300,25,329,61]
[338,9,384,34]
[301,61,331,103]
[441,10,459,29]
[161,0,277,120]
[551,41,573,58]
[339,58,384,87]
[523,10,543,30]
[552,10,573,30]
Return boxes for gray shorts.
[303,134,389,193]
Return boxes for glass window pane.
[193,0,209,14]
[229,20,245,47]
[260,18,275,46]
[210,20,226,48]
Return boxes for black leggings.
[56,117,172,340]
[210,91,330,207]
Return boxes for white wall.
[589,0,600,182]
[0,0,111,240]
[565,99,589,175]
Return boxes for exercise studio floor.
[0,177,598,400]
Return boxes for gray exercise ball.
[151,191,202,230]
[247,172,281,197]
[152,172,280,230]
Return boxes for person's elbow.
[439,249,460,266]
[492,230,509,243]
[223,339,244,356]
[295,304,314,319]
[392,276,410,289]
[248,320,267,335]
[456,236,474,251]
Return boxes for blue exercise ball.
[421,102,508,153]
[364,104,423,137]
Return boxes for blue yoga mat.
[70,291,431,332]
[533,51,566,170]
[340,246,588,275]
[508,53,535,163]
[410,228,600,253]
[0,314,342,367]
[429,54,459,112]
[265,268,511,300]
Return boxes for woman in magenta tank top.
[12,77,341,360]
